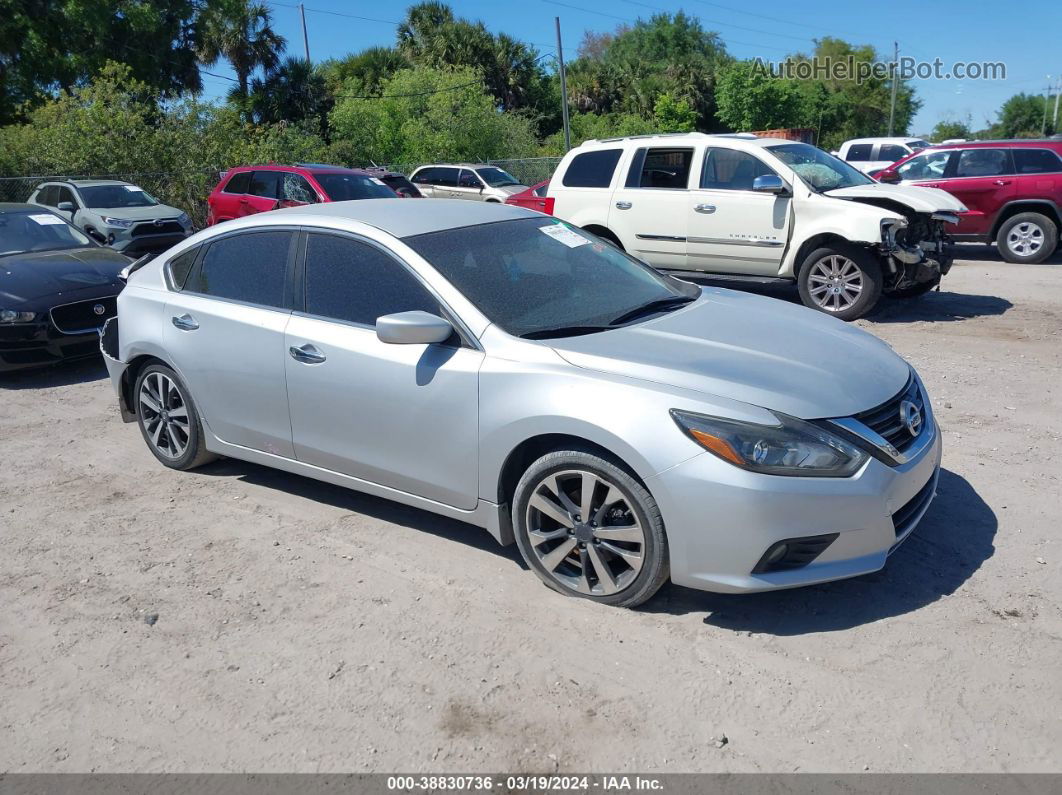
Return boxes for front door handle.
[288,343,326,364]
[171,313,198,331]
[694,203,716,214]
[615,201,632,210]
[993,179,1011,186]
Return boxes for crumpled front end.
[879,211,959,292]
[99,317,136,422]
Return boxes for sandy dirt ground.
[1,246,1060,774]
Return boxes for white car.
[547,133,966,320]
[837,137,930,174]
[409,164,527,202]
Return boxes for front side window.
[845,144,873,161]
[55,186,78,207]
[457,169,481,189]
[1013,149,1062,174]
[896,150,952,181]
[411,168,435,184]
[561,149,622,188]
[475,167,521,187]
[403,218,698,338]
[190,231,292,307]
[767,143,873,191]
[36,185,59,206]
[79,184,159,209]
[281,173,318,203]
[0,210,91,256]
[303,233,439,326]
[700,148,777,191]
[313,173,394,200]
[878,144,909,163]
[955,149,1011,178]
[628,148,694,190]
[249,171,280,199]
[223,171,252,194]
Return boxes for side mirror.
[376,311,453,345]
[57,201,75,212]
[877,169,901,184]
[86,228,107,243]
[752,175,788,194]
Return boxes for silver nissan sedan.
[102,200,940,608]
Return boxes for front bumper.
[649,419,942,593]
[111,229,190,256]
[0,322,103,372]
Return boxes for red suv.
[206,163,396,225]
[878,140,1062,263]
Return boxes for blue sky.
[201,0,1062,136]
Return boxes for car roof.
[228,197,537,238]
[923,139,1062,150]
[412,163,492,170]
[843,137,925,145]
[65,179,130,187]
[227,163,373,175]
[568,132,798,151]
[0,202,59,213]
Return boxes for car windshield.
[766,143,874,191]
[404,218,699,338]
[475,167,522,188]
[0,210,92,256]
[314,173,396,200]
[79,184,159,208]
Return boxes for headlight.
[102,217,134,228]
[671,409,868,477]
[177,212,191,227]
[0,310,38,324]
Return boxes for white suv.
[548,133,966,320]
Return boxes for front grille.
[891,470,938,538]
[49,296,118,334]
[131,220,183,238]
[854,376,925,452]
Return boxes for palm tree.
[197,0,286,104]
[247,56,333,138]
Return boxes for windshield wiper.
[519,325,616,340]
[608,295,694,326]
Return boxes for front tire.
[512,449,669,608]
[134,363,215,470]
[798,244,883,321]
[889,276,940,299]
[997,212,1058,264]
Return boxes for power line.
[268,1,399,26]
[619,0,813,43]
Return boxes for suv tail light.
[541,197,555,215]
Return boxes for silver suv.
[28,179,192,256]
[409,164,526,202]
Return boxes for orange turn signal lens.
[688,428,746,468]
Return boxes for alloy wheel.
[1006,222,1044,257]
[524,469,645,596]
[807,255,865,312]
[138,371,190,460]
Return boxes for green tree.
[653,93,697,132]
[320,47,408,96]
[995,93,1051,138]
[247,56,332,139]
[196,0,285,103]
[714,60,803,131]
[930,118,972,141]
[539,111,657,154]
[327,65,537,166]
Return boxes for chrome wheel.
[524,469,645,596]
[1006,221,1044,257]
[807,255,864,312]
[138,371,190,460]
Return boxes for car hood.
[489,185,528,197]
[548,289,911,419]
[87,204,185,221]
[0,247,129,304]
[824,183,967,213]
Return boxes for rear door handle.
[615,201,632,210]
[171,313,198,331]
[993,179,1011,186]
[288,343,326,364]
[694,204,716,214]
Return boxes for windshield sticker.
[124,185,144,192]
[28,214,66,225]
[539,224,588,248]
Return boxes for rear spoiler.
[118,253,152,283]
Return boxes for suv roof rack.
[585,131,759,144]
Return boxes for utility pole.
[299,3,310,62]
[1053,75,1060,133]
[555,16,571,152]
[887,41,899,136]
[1043,76,1052,136]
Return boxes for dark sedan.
[0,203,129,373]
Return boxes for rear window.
[223,171,251,194]
[249,171,280,199]
[562,149,622,188]
[190,231,292,308]
[1013,148,1062,174]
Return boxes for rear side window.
[303,233,439,326]
[700,148,776,191]
[955,149,1011,177]
[878,144,909,163]
[561,149,622,188]
[627,148,694,189]
[845,144,873,161]
[249,171,280,198]
[190,231,292,308]
[168,247,199,290]
[223,171,251,194]
[1013,149,1062,174]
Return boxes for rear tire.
[797,243,883,321]
[512,449,669,608]
[996,212,1058,264]
[134,363,215,470]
